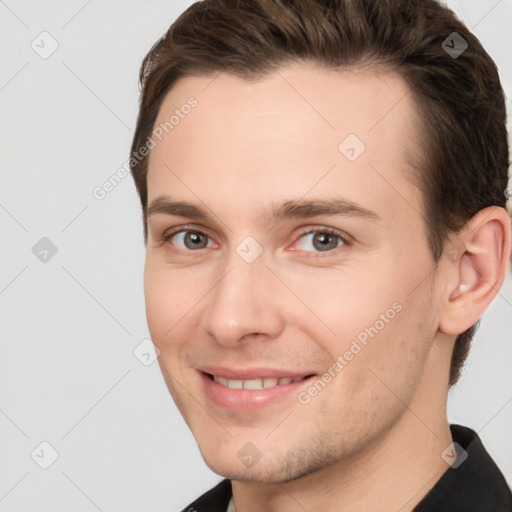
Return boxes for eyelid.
[162,224,214,241]
[294,225,351,242]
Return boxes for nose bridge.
[199,246,283,346]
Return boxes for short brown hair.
[130,0,510,386]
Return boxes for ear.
[439,206,511,336]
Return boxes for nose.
[198,249,285,347]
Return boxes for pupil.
[314,233,336,251]
[186,232,206,249]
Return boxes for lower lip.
[199,371,315,411]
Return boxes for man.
[129,0,512,510]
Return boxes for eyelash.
[161,225,350,258]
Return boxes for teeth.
[227,379,243,389]
[244,378,268,390]
[215,376,228,386]
[263,378,278,388]
[212,375,307,389]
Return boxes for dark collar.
[414,424,512,511]
[180,478,232,512]
[181,424,512,512]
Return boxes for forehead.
[146,62,421,221]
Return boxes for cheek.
[345,287,435,410]
[301,304,433,447]
[288,265,433,390]
[143,261,194,345]
[284,267,403,349]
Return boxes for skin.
[143,61,511,511]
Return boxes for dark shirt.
[180,424,512,511]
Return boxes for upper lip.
[198,365,316,380]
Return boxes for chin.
[197,442,342,484]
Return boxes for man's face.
[144,63,445,482]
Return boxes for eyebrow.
[146,195,380,224]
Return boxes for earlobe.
[439,206,511,336]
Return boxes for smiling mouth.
[203,372,316,390]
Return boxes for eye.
[293,228,348,254]
[163,228,215,251]
[161,226,349,255]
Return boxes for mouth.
[198,369,318,411]
[203,372,316,390]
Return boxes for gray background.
[0,0,511,510]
